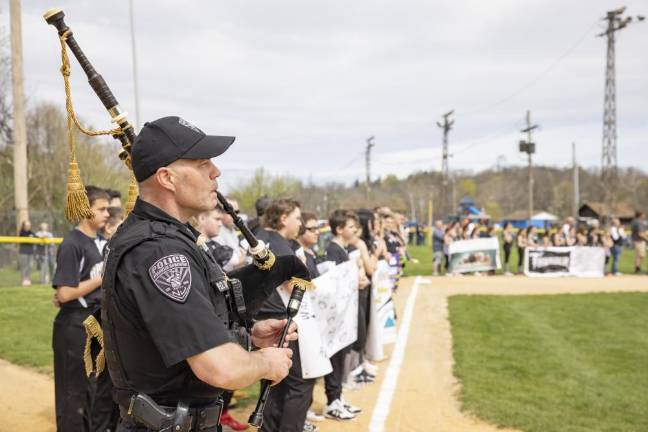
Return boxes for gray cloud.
[2,0,646,191]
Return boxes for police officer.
[101,116,304,432]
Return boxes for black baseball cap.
[132,116,235,182]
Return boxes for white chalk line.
[368,276,424,432]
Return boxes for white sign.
[366,260,397,361]
[524,247,605,277]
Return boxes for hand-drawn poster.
[309,261,359,358]
[366,260,397,361]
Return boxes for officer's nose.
[209,161,221,179]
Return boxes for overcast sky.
[2,0,646,191]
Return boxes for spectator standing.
[502,222,514,276]
[256,198,316,432]
[35,222,55,284]
[443,223,457,272]
[105,188,122,208]
[323,209,362,421]
[18,220,36,286]
[432,220,445,276]
[51,186,117,431]
[516,229,527,274]
[631,211,648,273]
[247,196,271,236]
[609,218,626,275]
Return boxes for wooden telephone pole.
[10,0,29,231]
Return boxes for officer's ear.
[154,167,178,193]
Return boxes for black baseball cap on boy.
[132,116,235,182]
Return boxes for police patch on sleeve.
[148,254,192,303]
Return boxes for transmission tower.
[519,110,539,221]
[437,110,454,216]
[597,7,644,204]
[365,136,375,195]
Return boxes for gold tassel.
[289,277,316,291]
[64,160,94,222]
[82,315,105,378]
[253,249,276,270]
[124,173,138,216]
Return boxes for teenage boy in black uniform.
[52,185,117,431]
[255,199,316,432]
[322,210,362,421]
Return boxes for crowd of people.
[34,183,409,432]
[192,197,409,431]
[430,212,648,276]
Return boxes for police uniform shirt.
[110,200,233,404]
[52,229,104,310]
[326,241,349,265]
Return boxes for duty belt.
[117,393,223,432]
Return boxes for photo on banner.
[448,237,500,273]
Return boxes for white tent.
[532,211,558,221]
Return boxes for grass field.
[0,284,56,374]
[403,244,638,277]
[448,293,648,432]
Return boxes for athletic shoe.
[354,370,375,384]
[362,361,378,375]
[324,399,356,420]
[303,421,319,432]
[340,396,362,415]
[220,411,249,431]
[306,410,325,422]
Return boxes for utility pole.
[572,142,580,219]
[128,0,141,130]
[518,110,538,221]
[436,110,454,217]
[597,7,644,210]
[10,0,29,232]
[365,136,375,196]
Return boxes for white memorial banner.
[281,261,359,378]
[448,238,501,273]
[366,260,397,361]
[524,246,605,277]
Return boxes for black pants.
[324,344,351,405]
[262,340,315,432]
[353,287,370,354]
[517,247,525,271]
[53,308,118,432]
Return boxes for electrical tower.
[437,110,454,215]
[365,136,375,195]
[519,110,538,221]
[597,7,644,205]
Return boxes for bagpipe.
[43,8,310,429]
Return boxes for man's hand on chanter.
[251,319,298,349]
[259,346,293,385]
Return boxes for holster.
[120,393,222,432]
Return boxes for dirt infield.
[2,275,647,432]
